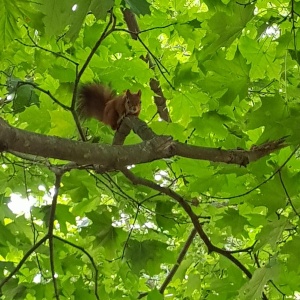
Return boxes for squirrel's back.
[77,83,115,122]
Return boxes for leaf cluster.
[0,0,300,299]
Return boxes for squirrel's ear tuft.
[126,89,131,96]
[137,90,142,97]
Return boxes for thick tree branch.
[116,118,287,165]
[0,117,286,169]
[0,118,173,168]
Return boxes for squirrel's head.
[125,89,142,115]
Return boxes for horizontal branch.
[117,117,287,165]
[0,117,286,169]
[0,118,173,170]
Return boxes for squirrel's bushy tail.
[77,83,114,122]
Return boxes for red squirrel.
[77,83,141,130]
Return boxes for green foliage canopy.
[0,0,300,299]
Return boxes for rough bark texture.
[0,117,286,169]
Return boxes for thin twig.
[120,9,172,122]
[139,23,176,34]
[291,0,299,67]
[159,228,197,293]
[122,205,141,259]
[278,170,299,216]
[53,235,100,300]
[17,81,70,111]
[71,10,117,141]
[225,241,257,254]
[114,28,174,89]
[75,10,116,97]
[15,26,78,66]
[48,171,64,300]
[137,228,197,299]
[121,168,253,279]
[0,235,48,290]
[23,167,44,278]
[200,145,299,201]
[269,280,286,297]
